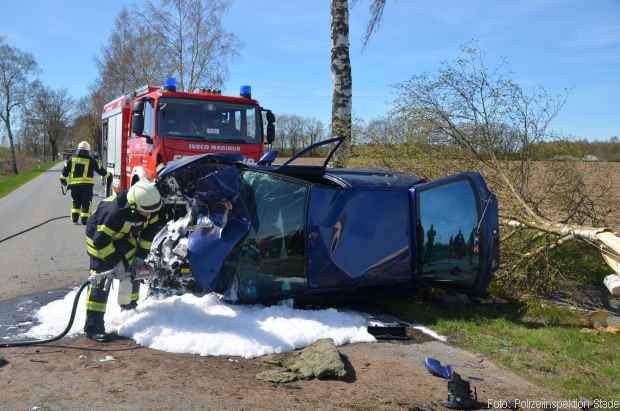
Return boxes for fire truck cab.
[101,79,275,194]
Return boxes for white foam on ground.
[25,282,376,358]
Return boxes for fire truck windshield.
[157,98,260,144]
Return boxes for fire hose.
[0,216,70,244]
[0,280,90,348]
[0,212,147,348]
[0,214,142,347]
[0,269,117,348]
[0,179,108,244]
[0,178,117,347]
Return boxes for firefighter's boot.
[84,311,116,342]
[120,302,138,311]
[71,208,80,224]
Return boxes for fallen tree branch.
[501,215,620,276]
[508,234,575,271]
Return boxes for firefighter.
[84,180,163,342]
[59,141,110,225]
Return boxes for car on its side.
[147,138,500,304]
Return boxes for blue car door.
[409,173,499,295]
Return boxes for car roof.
[158,153,424,189]
[325,168,423,188]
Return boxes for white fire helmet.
[77,141,91,151]
[127,180,162,214]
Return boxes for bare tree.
[305,118,325,154]
[390,44,620,293]
[30,85,75,160]
[96,7,170,102]
[357,0,386,48]
[274,115,326,157]
[72,96,103,154]
[142,0,238,92]
[17,103,44,157]
[275,114,305,155]
[0,37,38,174]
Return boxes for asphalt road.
[0,163,106,301]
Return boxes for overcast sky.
[2,0,619,140]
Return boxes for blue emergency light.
[164,77,177,92]
[240,85,251,98]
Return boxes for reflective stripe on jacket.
[85,192,164,272]
[60,149,106,186]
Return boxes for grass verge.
[0,161,58,199]
[379,297,620,400]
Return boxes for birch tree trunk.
[330,0,352,167]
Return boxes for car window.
[416,179,480,287]
[222,171,309,300]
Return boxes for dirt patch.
[0,336,560,410]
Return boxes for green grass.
[378,297,620,400]
[0,161,58,198]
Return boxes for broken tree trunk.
[597,232,620,275]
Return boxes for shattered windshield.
[157,98,260,144]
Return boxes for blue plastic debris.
[424,357,453,379]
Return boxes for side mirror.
[267,123,275,144]
[132,113,144,136]
[265,110,275,144]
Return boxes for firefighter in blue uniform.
[84,180,163,342]
[59,141,109,224]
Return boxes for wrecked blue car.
[148,138,500,303]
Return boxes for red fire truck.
[101,79,275,194]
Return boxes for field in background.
[277,157,620,229]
